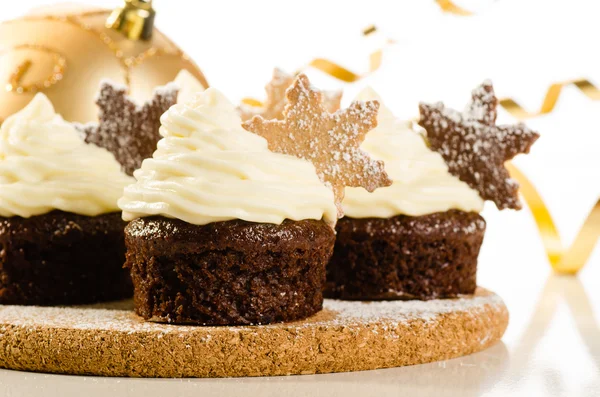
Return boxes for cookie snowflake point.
[418,80,539,210]
[78,81,178,175]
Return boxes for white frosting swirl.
[119,88,337,225]
[0,93,134,218]
[343,88,484,218]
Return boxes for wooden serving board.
[0,288,508,378]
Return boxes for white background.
[1,1,600,396]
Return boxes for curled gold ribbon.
[498,78,600,272]
[507,164,600,274]
[305,26,389,82]
[305,59,364,83]
[435,0,474,16]
[500,79,600,119]
[241,26,390,107]
[240,98,263,107]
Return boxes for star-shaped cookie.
[243,73,392,216]
[239,68,342,121]
[78,81,178,176]
[418,80,540,210]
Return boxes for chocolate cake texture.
[0,211,130,305]
[124,216,336,325]
[326,210,486,301]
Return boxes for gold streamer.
[305,59,363,83]
[507,164,600,273]
[500,79,600,119]
[305,25,390,82]
[496,78,600,272]
[241,25,390,107]
[435,0,474,16]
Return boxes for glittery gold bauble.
[0,7,208,123]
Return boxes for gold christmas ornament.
[0,6,208,123]
[106,0,155,41]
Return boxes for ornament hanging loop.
[106,0,155,41]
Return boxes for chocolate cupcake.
[0,94,135,305]
[125,217,334,325]
[119,88,336,325]
[120,75,390,325]
[327,83,539,301]
[0,79,176,305]
[328,211,485,300]
[0,211,129,305]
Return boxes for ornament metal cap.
[106,0,155,41]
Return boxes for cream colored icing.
[0,93,134,218]
[119,88,337,226]
[342,88,484,218]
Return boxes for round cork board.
[0,288,508,378]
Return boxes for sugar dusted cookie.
[80,81,178,176]
[419,81,539,210]
[243,73,391,216]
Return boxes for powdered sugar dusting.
[96,78,128,97]
[94,79,178,111]
[77,80,178,176]
[325,292,503,325]
[0,290,507,377]
[418,81,539,210]
[322,89,343,113]
[465,80,497,125]
[0,290,504,333]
